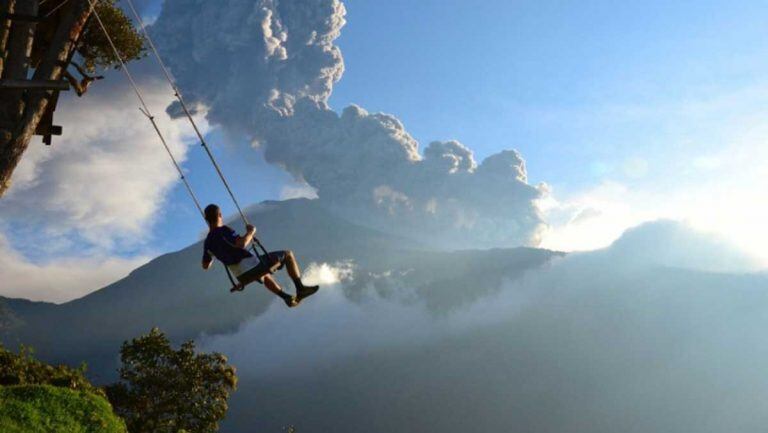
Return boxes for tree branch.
[63,68,101,96]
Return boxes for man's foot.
[297,285,319,302]
[282,295,299,308]
[229,283,245,293]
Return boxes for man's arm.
[234,224,257,249]
[202,247,213,270]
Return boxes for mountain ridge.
[0,198,560,379]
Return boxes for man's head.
[204,204,222,228]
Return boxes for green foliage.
[33,0,145,72]
[0,384,126,433]
[77,0,146,71]
[0,347,124,430]
[106,328,238,433]
[0,345,100,395]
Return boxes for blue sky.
[2,0,768,301]
[330,0,768,186]
[325,0,768,256]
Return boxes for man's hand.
[202,258,213,270]
[235,224,257,249]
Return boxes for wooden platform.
[0,79,70,91]
[0,79,67,144]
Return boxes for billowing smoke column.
[151,0,546,248]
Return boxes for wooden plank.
[41,124,61,145]
[29,84,62,145]
[42,127,61,145]
[37,88,58,145]
[0,79,70,90]
[40,89,60,145]
[40,125,62,146]
[0,122,62,136]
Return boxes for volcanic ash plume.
[151,0,547,248]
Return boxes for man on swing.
[201,204,319,308]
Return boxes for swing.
[87,0,278,292]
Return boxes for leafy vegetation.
[0,345,99,394]
[106,328,237,433]
[34,0,146,73]
[0,345,122,432]
[0,385,126,433]
[77,0,146,71]
[1,329,239,433]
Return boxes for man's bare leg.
[263,275,297,307]
[284,250,303,281]
[282,250,319,300]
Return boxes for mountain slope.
[1,199,559,377]
[4,203,767,433]
[210,249,768,433]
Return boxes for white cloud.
[279,181,318,200]
[198,262,443,375]
[541,145,768,268]
[2,76,201,245]
[0,233,149,303]
[0,71,207,301]
[301,261,355,286]
[539,181,652,253]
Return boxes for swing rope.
[88,0,246,286]
[122,0,271,260]
[84,0,202,218]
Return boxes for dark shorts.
[236,250,287,285]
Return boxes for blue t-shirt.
[202,226,253,266]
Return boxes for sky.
[2,0,768,302]
[329,0,768,255]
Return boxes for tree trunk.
[0,0,15,77]
[0,0,92,197]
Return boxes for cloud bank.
[199,220,768,433]
[201,220,760,376]
[151,0,547,248]
[0,74,201,302]
[0,233,148,303]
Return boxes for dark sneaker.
[297,285,319,302]
[282,295,299,308]
[230,283,245,293]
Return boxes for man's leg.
[281,250,319,300]
[262,275,297,308]
[283,250,303,282]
